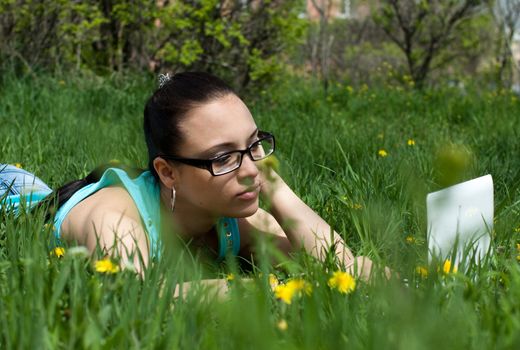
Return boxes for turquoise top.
[51,167,240,261]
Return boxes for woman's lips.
[236,186,260,199]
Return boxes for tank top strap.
[216,217,241,262]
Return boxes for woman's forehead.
[179,94,257,154]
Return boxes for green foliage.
[0,0,305,91]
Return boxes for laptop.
[426,174,493,268]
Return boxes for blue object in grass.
[0,163,53,216]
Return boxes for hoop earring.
[170,186,176,212]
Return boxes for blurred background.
[1,0,519,93]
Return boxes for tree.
[488,0,520,88]
[307,0,335,91]
[373,0,485,88]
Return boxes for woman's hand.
[346,256,394,282]
[257,155,284,200]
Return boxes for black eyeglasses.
[158,131,275,176]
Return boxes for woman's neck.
[159,185,218,241]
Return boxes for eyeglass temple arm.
[161,156,212,170]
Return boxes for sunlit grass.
[1,72,520,349]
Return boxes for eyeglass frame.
[157,130,276,176]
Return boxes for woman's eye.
[214,155,231,165]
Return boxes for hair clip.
[158,73,172,88]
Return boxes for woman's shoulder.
[60,184,143,243]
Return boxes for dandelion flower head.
[269,274,279,290]
[95,258,120,274]
[328,271,356,294]
[52,247,65,258]
[442,260,457,274]
[415,266,428,278]
[277,319,288,331]
[274,278,312,304]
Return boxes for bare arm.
[82,209,243,299]
[260,172,354,262]
[259,169,383,280]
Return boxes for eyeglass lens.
[212,137,274,175]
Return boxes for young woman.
[1,72,382,297]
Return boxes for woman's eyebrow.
[201,128,259,156]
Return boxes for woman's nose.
[237,153,259,180]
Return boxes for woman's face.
[173,93,261,218]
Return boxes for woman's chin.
[228,199,259,218]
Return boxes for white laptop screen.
[426,174,493,266]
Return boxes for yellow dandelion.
[277,319,288,331]
[226,273,235,281]
[442,259,457,274]
[14,163,22,168]
[346,85,354,94]
[407,139,416,146]
[274,284,296,304]
[328,271,356,294]
[95,258,120,274]
[303,280,313,295]
[405,236,416,244]
[274,278,312,304]
[378,149,388,157]
[51,247,65,258]
[415,266,428,278]
[287,278,312,296]
[269,273,279,290]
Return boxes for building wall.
[306,0,350,20]
[305,0,372,20]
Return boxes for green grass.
[1,72,520,349]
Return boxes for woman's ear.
[153,157,179,188]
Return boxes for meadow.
[1,72,520,349]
